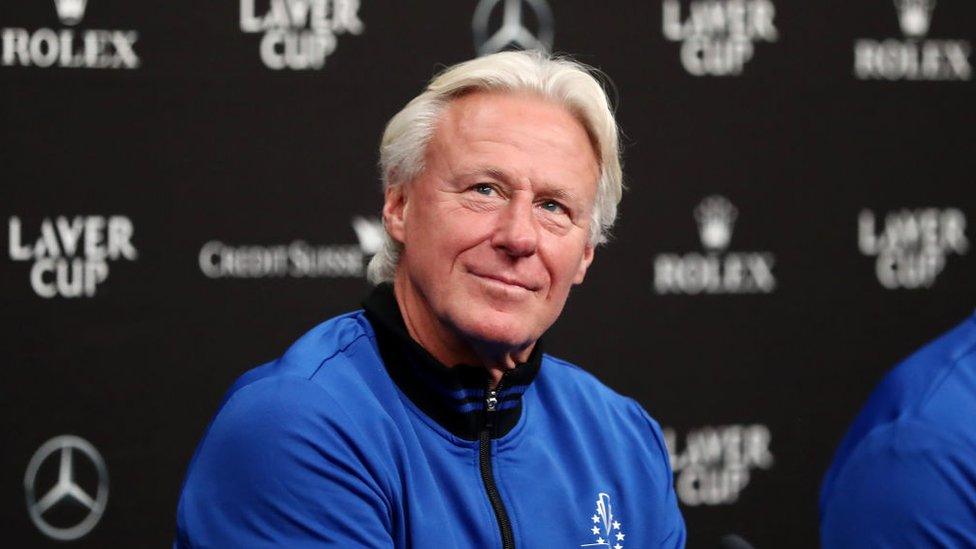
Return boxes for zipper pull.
[485,388,499,412]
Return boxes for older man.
[176,51,685,548]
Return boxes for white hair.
[367,50,623,284]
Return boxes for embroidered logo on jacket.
[581,492,625,548]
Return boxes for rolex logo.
[694,195,738,251]
[854,0,969,81]
[894,0,935,38]
[53,0,88,26]
[3,0,141,70]
[654,195,775,295]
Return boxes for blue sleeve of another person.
[820,419,976,548]
[174,375,394,548]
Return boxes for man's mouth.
[469,271,540,292]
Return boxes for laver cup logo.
[239,0,364,70]
[654,196,776,295]
[854,0,972,81]
[661,0,778,77]
[24,435,109,541]
[859,207,968,289]
[1,0,140,69]
[7,216,137,298]
[664,424,774,506]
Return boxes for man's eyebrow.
[459,166,511,182]
[542,187,575,202]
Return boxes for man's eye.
[539,200,566,214]
[472,183,495,196]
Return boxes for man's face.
[385,90,599,352]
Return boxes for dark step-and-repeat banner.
[2,1,973,547]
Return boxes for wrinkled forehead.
[431,91,600,186]
[412,93,599,227]
[438,89,602,168]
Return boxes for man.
[820,312,976,547]
[176,51,685,548]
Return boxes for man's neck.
[392,275,532,388]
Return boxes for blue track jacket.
[820,312,976,547]
[176,285,685,548]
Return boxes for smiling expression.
[385,90,599,361]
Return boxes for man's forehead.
[432,92,599,184]
[441,91,590,147]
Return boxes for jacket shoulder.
[205,310,395,445]
[226,310,377,395]
[820,418,976,548]
[819,314,976,517]
[892,314,976,410]
[190,310,388,467]
[885,314,976,445]
[177,367,395,546]
[540,354,647,409]
[537,353,668,438]
[848,314,976,439]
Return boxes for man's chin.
[453,312,540,355]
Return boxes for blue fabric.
[820,313,976,548]
[175,311,685,548]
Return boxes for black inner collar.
[362,283,542,440]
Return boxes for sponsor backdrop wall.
[2,1,974,547]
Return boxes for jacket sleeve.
[635,402,687,549]
[820,420,976,548]
[175,376,395,548]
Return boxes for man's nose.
[491,197,538,258]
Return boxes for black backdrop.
[2,1,974,547]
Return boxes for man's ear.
[573,244,595,285]
[382,183,408,244]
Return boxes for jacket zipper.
[479,381,515,549]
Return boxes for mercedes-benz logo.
[24,435,109,541]
[472,0,555,56]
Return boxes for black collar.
[362,283,542,441]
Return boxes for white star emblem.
[583,492,624,548]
